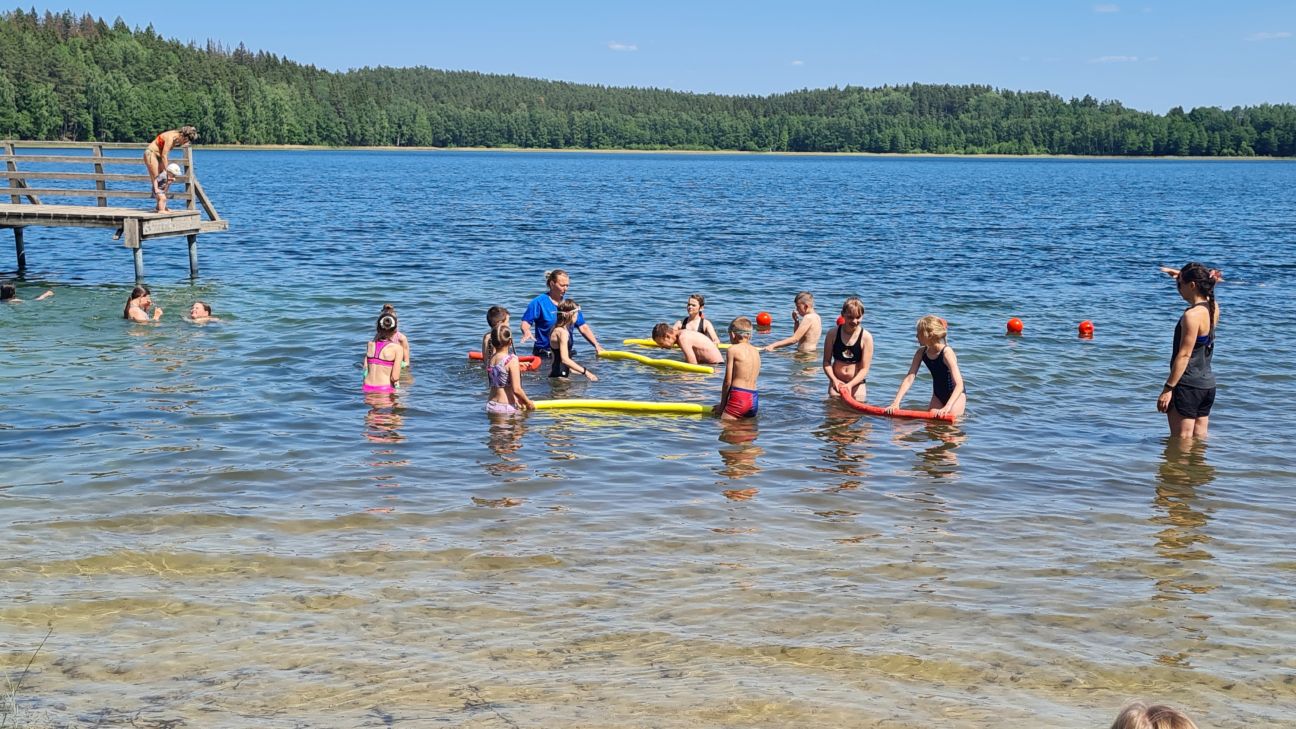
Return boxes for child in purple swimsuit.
[363,311,404,394]
[486,325,535,414]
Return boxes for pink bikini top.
[367,339,396,367]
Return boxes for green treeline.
[3,8,1295,156]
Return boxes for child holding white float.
[885,315,966,418]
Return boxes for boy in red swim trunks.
[714,316,762,420]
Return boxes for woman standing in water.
[1157,262,1218,438]
[520,269,603,358]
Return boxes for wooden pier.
[1,140,228,280]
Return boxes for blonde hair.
[795,291,814,306]
[728,316,753,342]
[556,299,580,327]
[917,315,947,343]
[841,297,864,318]
[1110,702,1199,729]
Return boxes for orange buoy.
[1006,317,1024,335]
[756,311,772,327]
[1078,320,1095,338]
[836,315,845,326]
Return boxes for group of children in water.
[442,272,968,420]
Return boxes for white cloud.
[1089,55,1140,63]
[791,59,804,66]
[607,42,638,52]
[1093,4,1120,12]
[1247,31,1292,42]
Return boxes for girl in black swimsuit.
[886,315,967,418]
[822,297,873,400]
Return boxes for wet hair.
[1109,702,1198,729]
[795,291,814,306]
[123,285,151,319]
[917,314,947,343]
[375,311,399,341]
[0,282,15,301]
[728,316,754,341]
[651,322,675,344]
[841,297,864,319]
[688,293,706,309]
[486,305,508,328]
[178,125,198,142]
[545,269,569,286]
[489,323,513,354]
[1177,262,1218,330]
[194,301,212,316]
[555,299,580,327]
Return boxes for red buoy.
[1078,320,1095,338]
[756,311,772,327]
[1006,317,1024,335]
[836,315,846,326]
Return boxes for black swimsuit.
[922,346,957,406]
[549,331,571,378]
[832,326,864,363]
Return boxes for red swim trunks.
[723,386,759,418]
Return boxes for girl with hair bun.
[1158,262,1219,438]
[362,310,404,395]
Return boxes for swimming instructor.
[520,269,603,358]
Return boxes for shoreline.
[195,144,1294,161]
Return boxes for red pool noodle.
[468,351,542,371]
[838,388,955,422]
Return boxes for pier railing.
[1,140,229,280]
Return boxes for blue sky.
[74,0,1294,112]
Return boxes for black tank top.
[1173,301,1216,389]
[922,346,957,405]
[549,330,571,378]
[832,326,863,362]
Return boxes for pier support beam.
[13,226,24,271]
[187,234,198,278]
[122,219,143,281]
[133,247,144,282]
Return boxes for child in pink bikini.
[486,325,535,414]
[363,311,404,394]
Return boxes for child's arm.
[765,315,814,351]
[886,349,925,413]
[388,344,404,386]
[558,331,597,381]
[704,319,720,344]
[713,348,736,415]
[399,332,411,364]
[508,356,535,409]
[35,290,53,300]
[934,348,965,417]
[821,327,841,388]
[679,339,698,364]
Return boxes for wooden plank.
[198,220,229,233]
[93,143,107,207]
[4,140,159,150]
[193,180,222,221]
[4,141,41,205]
[0,154,143,165]
[141,213,202,236]
[122,218,140,250]
[4,171,165,182]
[184,147,196,210]
[0,187,171,200]
[0,202,194,218]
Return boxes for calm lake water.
[2,151,1295,727]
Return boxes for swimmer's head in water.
[190,301,212,318]
[375,312,399,340]
[0,282,15,301]
[728,317,753,342]
[651,322,678,347]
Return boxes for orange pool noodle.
[468,351,542,371]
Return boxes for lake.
[2,150,1294,727]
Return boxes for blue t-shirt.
[522,293,586,351]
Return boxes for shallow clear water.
[2,151,1295,727]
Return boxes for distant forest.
[3,9,1295,156]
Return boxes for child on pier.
[764,291,822,353]
[363,310,404,394]
[715,317,761,419]
[885,315,966,418]
[550,301,597,381]
[822,297,872,400]
[152,163,182,212]
[652,322,724,364]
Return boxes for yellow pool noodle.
[533,399,708,414]
[598,349,715,374]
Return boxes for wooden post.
[93,143,107,207]
[184,146,196,210]
[122,218,142,280]
[187,234,198,278]
[13,226,24,271]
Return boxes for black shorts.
[1172,385,1215,419]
